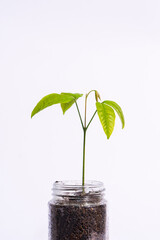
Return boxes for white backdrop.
[1,0,160,239]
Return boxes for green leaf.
[60,93,83,114]
[31,93,74,118]
[96,102,116,139]
[61,93,83,99]
[103,100,125,129]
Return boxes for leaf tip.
[31,108,37,118]
[122,120,125,129]
[107,134,111,139]
[31,112,34,118]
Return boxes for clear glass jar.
[48,180,108,240]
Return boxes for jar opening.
[52,180,105,205]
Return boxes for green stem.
[75,92,98,186]
[75,101,84,129]
[82,94,87,186]
[86,110,97,130]
[82,128,86,186]
[82,111,97,186]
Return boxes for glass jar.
[48,180,108,240]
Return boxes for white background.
[1,0,160,239]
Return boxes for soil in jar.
[48,201,106,240]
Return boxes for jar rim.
[52,180,105,196]
[53,180,103,187]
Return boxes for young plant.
[31,90,125,186]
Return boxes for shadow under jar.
[48,181,108,240]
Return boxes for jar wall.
[48,181,108,240]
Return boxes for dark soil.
[48,202,107,240]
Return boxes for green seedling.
[31,90,125,186]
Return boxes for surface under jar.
[48,180,108,240]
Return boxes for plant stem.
[75,92,98,186]
[82,94,88,185]
[84,94,87,128]
[82,127,86,186]
[82,111,97,186]
[75,101,84,129]
[86,110,97,130]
